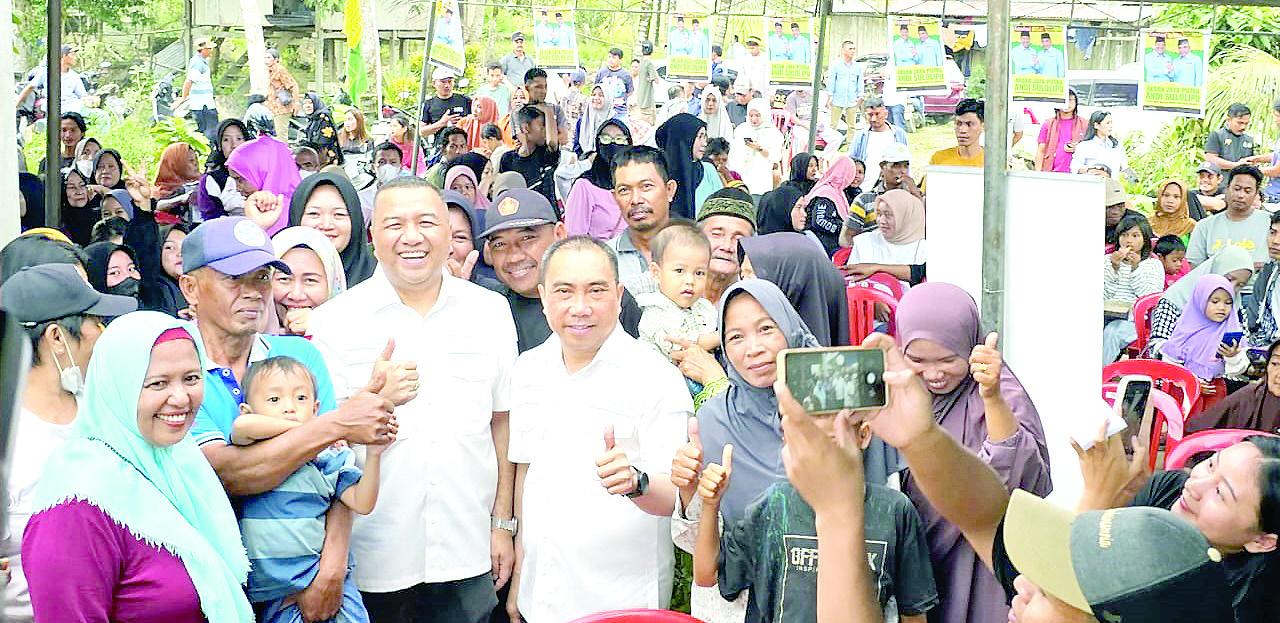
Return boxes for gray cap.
[1197,161,1222,175]
[511,31,525,41]
[1,263,137,325]
[480,188,557,238]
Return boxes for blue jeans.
[887,104,906,129]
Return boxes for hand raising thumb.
[603,425,616,451]
[377,338,396,364]
[720,443,734,472]
[688,417,702,452]
[364,366,388,395]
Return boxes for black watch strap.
[625,466,649,499]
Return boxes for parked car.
[1024,64,1177,145]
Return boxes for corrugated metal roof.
[833,0,1152,22]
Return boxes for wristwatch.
[625,467,650,499]
[492,516,518,534]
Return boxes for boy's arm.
[230,413,302,445]
[693,445,732,587]
[338,447,385,514]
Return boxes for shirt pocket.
[430,352,498,436]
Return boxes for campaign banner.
[1139,29,1209,117]
[887,17,945,93]
[533,7,579,71]
[1009,22,1068,104]
[763,16,814,88]
[667,13,712,81]
[429,0,465,74]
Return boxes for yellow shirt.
[923,146,985,191]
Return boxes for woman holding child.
[22,311,254,623]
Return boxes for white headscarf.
[576,85,616,154]
[700,89,734,139]
[271,226,347,301]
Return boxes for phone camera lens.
[866,372,877,384]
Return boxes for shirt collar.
[366,268,461,317]
[616,229,642,253]
[188,324,270,373]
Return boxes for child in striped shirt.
[233,356,389,623]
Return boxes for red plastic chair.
[1164,429,1280,470]
[1125,293,1163,358]
[568,610,705,623]
[847,285,899,344]
[856,272,907,300]
[1103,359,1200,420]
[1101,382,1184,469]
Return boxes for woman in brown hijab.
[1185,339,1280,435]
[1149,178,1196,240]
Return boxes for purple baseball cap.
[182,217,291,276]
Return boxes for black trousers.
[192,106,219,143]
[361,573,497,623]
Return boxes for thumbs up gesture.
[596,425,638,495]
[969,332,1003,398]
[670,418,704,505]
[372,337,420,407]
[698,444,734,507]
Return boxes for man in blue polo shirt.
[180,216,399,621]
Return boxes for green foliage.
[965,63,986,100]
[150,116,211,156]
[24,114,165,174]
[671,548,692,614]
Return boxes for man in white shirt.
[173,37,220,142]
[847,96,909,188]
[739,36,770,98]
[308,177,520,623]
[505,236,690,623]
[15,45,89,115]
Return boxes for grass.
[905,123,956,179]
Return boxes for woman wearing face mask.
[270,226,346,336]
[84,242,147,303]
[0,264,137,622]
[193,119,250,220]
[574,85,620,156]
[894,282,1051,623]
[757,153,818,236]
[229,136,303,236]
[288,171,377,286]
[730,99,783,198]
[564,119,632,239]
[72,137,102,175]
[21,312,253,623]
[93,185,167,315]
[656,113,723,221]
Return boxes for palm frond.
[1205,46,1280,144]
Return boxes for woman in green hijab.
[22,311,253,623]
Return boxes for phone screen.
[1119,379,1152,454]
[780,347,887,414]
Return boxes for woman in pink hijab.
[796,155,861,256]
[227,136,302,236]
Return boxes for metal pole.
[185,0,194,67]
[411,0,438,175]
[807,0,830,152]
[44,0,61,229]
[981,0,1010,335]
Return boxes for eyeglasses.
[598,135,631,146]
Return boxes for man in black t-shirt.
[419,67,472,144]
[499,104,561,215]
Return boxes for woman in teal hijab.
[22,311,253,623]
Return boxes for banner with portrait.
[1009,22,1068,104]
[428,0,465,74]
[886,17,945,93]
[1139,29,1209,117]
[533,7,579,71]
[762,16,814,88]
[666,13,712,81]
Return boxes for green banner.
[895,66,944,92]
[668,56,711,81]
[533,7,579,71]
[1012,75,1066,102]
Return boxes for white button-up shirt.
[509,326,691,623]
[308,270,518,592]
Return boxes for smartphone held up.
[777,347,888,415]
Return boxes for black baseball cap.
[1004,490,1232,623]
[1,263,137,325]
[480,189,557,238]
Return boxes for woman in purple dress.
[895,283,1053,623]
[22,311,253,623]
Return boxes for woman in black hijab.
[300,93,339,156]
[757,152,818,235]
[740,231,850,347]
[288,171,378,286]
[655,112,722,220]
[193,119,250,220]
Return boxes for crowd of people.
[4,29,1280,623]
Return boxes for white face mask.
[376,163,402,184]
[298,170,315,180]
[51,326,85,396]
[75,159,94,177]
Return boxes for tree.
[242,0,269,95]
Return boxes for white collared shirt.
[509,326,692,623]
[308,270,518,592]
